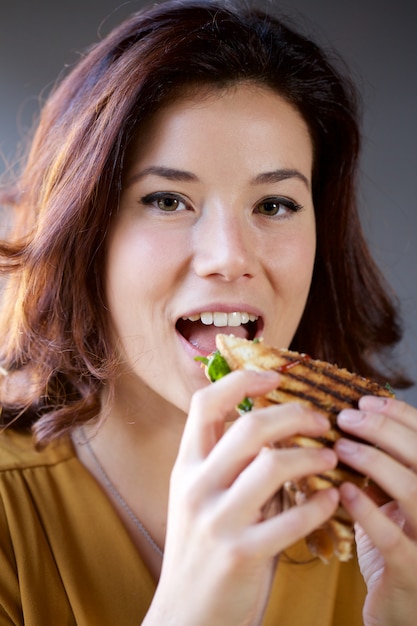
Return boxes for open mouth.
[176,311,262,355]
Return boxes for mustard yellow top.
[0,430,366,625]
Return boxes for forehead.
[124,83,313,188]
[125,83,313,177]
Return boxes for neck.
[104,370,187,435]
[73,374,186,580]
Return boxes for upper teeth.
[182,311,258,327]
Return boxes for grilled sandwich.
[199,333,394,562]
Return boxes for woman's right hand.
[144,370,339,626]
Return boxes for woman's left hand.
[335,395,417,626]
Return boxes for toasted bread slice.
[212,334,394,562]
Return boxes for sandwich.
[197,333,394,563]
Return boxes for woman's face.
[106,84,316,412]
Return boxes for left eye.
[256,197,302,217]
[141,192,187,212]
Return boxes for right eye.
[140,192,188,212]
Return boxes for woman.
[0,1,416,624]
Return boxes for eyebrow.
[127,166,198,186]
[127,165,310,190]
[252,169,310,190]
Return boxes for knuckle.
[358,440,375,463]
[290,401,308,415]
[233,369,249,384]
[280,401,315,423]
[236,410,263,440]
[361,410,388,434]
[275,402,326,435]
[372,410,389,429]
[386,396,406,414]
[402,473,417,501]
[170,468,204,515]
[257,446,281,476]
[190,386,209,413]
[222,538,253,571]
[181,474,206,514]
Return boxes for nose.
[192,208,256,281]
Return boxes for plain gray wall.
[1,0,416,404]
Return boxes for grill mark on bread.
[270,363,381,408]
[332,513,353,528]
[314,466,364,487]
[267,385,355,413]
[277,363,379,395]
[314,436,338,447]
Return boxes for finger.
[204,402,331,490]
[179,370,280,460]
[339,483,417,571]
[337,402,417,470]
[242,488,339,559]
[359,395,417,431]
[221,445,337,527]
[335,438,417,536]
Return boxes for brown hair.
[0,0,411,444]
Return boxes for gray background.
[0,0,416,404]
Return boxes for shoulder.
[0,428,74,473]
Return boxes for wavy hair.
[0,0,411,444]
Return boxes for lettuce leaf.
[195,351,253,412]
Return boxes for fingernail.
[338,409,365,424]
[325,487,340,504]
[336,438,359,455]
[359,396,387,411]
[255,370,280,379]
[340,482,358,501]
[315,414,331,428]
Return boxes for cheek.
[106,224,185,302]
[104,222,192,365]
[294,242,316,303]
[104,229,164,366]
[297,237,316,289]
[269,228,316,296]
[265,233,315,348]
